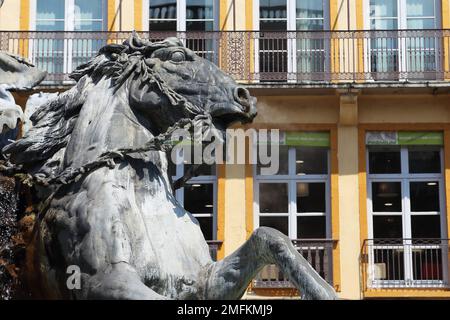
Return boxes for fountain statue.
[1,33,337,300]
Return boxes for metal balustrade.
[252,239,336,289]
[1,30,450,85]
[361,239,450,290]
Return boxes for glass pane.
[296,0,323,18]
[257,144,289,175]
[184,183,214,214]
[186,20,214,31]
[373,215,403,238]
[36,20,65,31]
[372,182,402,212]
[37,0,64,20]
[260,0,287,19]
[296,183,326,213]
[370,0,398,17]
[406,0,435,17]
[187,0,214,19]
[369,149,401,174]
[410,181,440,212]
[259,183,288,213]
[370,18,398,30]
[260,20,287,31]
[406,18,435,29]
[194,216,213,240]
[408,149,441,173]
[295,147,328,175]
[411,215,441,238]
[75,0,103,20]
[185,163,215,176]
[149,20,177,31]
[296,19,324,30]
[150,0,177,19]
[74,20,103,31]
[260,216,289,236]
[297,216,326,238]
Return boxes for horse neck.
[63,79,158,170]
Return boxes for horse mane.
[2,33,201,175]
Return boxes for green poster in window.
[398,131,443,146]
[366,131,443,146]
[285,132,330,147]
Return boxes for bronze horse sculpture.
[2,33,337,300]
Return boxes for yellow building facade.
[1,0,450,300]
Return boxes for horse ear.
[125,31,151,52]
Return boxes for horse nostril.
[234,87,251,111]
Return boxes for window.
[148,0,217,31]
[32,0,106,76]
[170,150,217,241]
[365,0,441,77]
[256,0,330,81]
[366,131,448,288]
[146,0,218,61]
[254,131,330,240]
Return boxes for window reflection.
[150,0,177,19]
[408,149,441,173]
[411,215,441,238]
[410,182,440,212]
[195,216,213,240]
[260,216,289,236]
[257,145,289,175]
[296,183,326,213]
[259,183,288,213]
[184,183,214,214]
[295,147,328,175]
[373,215,403,238]
[372,182,402,212]
[186,0,214,20]
[297,216,326,238]
[369,148,401,174]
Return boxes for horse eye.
[170,51,185,63]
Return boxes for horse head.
[72,32,257,137]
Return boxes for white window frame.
[171,149,218,240]
[366,145,449,288]
[362,0,442,77]
[143,0,220,32]
[253,136,331,240]
[29,0,107,76]
[253,0,330,82]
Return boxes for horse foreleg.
[201,227,337,300]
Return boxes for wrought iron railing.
[252,239,336,289]
[207,240,223,262]
[361,239,450,290]
[1,30,450,84]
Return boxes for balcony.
[361,239,450,290]
[252,239,336,289]
[1,30,450,87]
